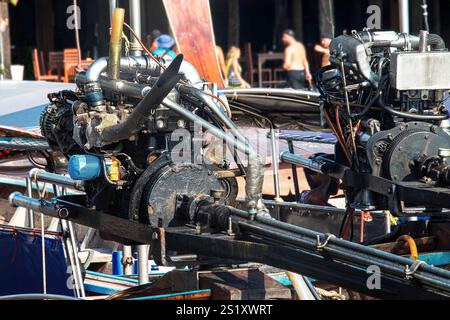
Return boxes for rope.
[315,287,347,300]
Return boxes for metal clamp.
[405,260,426,279]
[316,233,336,251]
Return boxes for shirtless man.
[282,29,312,89]
[314,37,332,67]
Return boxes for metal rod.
[40,212,47,294]
[280,152,334,176]
[67,220,86,297]
[53,185,85,298]
[399,0,410,34]
[229,206,450,280]
[287,141,300,200]
[29,169,79,190]
[25,177,34,228]
[270,129,282,202]
[108,0,118,24]
[122,245,133,275]
[129,0,142,40]
[137,245,149,285]
[421,0,430,32]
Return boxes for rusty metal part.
[108,8,125,80]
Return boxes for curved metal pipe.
[85,56,161,84]
[161,98,267,214]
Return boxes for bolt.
[227,216,234,236]
[57,207,69,219]
[152,232,159,240]
[195,223,202,235]
[156,119,165,129]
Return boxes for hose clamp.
[405,260,426,279]
[316,233,336,251]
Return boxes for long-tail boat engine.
[317,30,450,212]
[37,9,266,239]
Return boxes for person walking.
[225,46,251,88]
[281,29,312,90]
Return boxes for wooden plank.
[0,1,11,79]
[163,0,224,86]
[199,269,292,300]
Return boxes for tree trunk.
[34,0,54,57]
[292,0,304,42]
[431,0,440,34]
[318,0,335,38]
[0,1,11,79]
[227,0,239,47]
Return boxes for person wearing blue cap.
[151,34,177,62]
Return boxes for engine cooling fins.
[100,54,185,145]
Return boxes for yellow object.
[389,213,399,226]
[396,235,419,260]
[109,158,121,182]
[108,8,125,80]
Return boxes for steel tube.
[399,0,410,34]
[229,206,450,280]
[122,245,133,275]
[270,129,282,201]
[129,0,142,40]
[137,245,149,285]
[29,169,79,190]
[53,186,85,298]
[280,151,332,175]
[236,218,450,293]
[108,0,118,24]
[25,177,35,228]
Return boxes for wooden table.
[257,52,284,88]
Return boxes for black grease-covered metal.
[100,54,184,144]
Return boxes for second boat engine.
[317,30,450,212]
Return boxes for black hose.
[379,93,449,121]
[427,33,446,51]
[100,54,184,144]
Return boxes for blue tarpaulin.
[0,228,74,296]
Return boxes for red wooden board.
[163,0,224,87]
[0,125,44,139]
